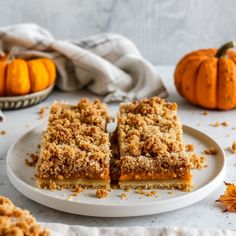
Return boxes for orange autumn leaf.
[216,182,236,212]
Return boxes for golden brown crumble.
[135,189,158,197]
[189,153,206,170]
[117,97,191,190]
[0,195,50,235]
[203,147,218,155]
[185,144,195,152]
[36,98,112,190]
[25,153,39,167]
[119,192,128,200]
[96,189,108,198]
[231,141,236,154]
[202,111,209,116]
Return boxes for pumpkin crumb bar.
[35,98,112,190]
[117,97,192,191]
[0,195,50,235]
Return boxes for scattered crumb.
[231,141,236,154]
[167,191,174,195]
[232,127,236,130]
[222,121,228,127]
[0,130,6,135]
[145,191,158,197]
[210,122,220,127]
[210,121,229,127]
[197,123,201,126]
[67,194,75,201]
[202,111,209,116]
[185,144,195,152]
[25,124,30,128]
[135,190,158,197]
[72,186,84,194]
[25,153,39,167]
[96,189,108,199]
[120,192,128,200]
[123,186,131,192]
[203,147,218,155]
[189,153,206,170]
[226,134,230,137]
[37,144,41,149]
[38,106,48,119]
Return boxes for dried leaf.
[216,182,236,212]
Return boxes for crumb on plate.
[203,147,218,155]
[231,141,236,154]
[96,189,108,198]
[185,144,195,152]
[119,192,128,200]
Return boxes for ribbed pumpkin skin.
[174,44,236,110]
[0,56,56,97]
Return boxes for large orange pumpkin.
[0,51,56,97]
[174,41,236,110]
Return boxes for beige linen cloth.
[40,223,236,236]
[0,23,167,121]
[0,23,167,102]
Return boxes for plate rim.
[6,124,226,216]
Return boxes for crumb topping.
[36,98,112,182]
[117,97,191,179]
[0,195,50,235]
[96,189,108,198]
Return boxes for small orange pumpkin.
[0,51,56,97]
[174,41,236,110]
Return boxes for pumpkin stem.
[7,47,20,64]
[215,41,236,58]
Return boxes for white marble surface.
[0,66,236,229]
[0,0,236,64]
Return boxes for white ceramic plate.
[6,123,225,217]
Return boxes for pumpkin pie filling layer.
[117,97,192,191]
[35,98,112,190]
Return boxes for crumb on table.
[119,192,128,200]
[203,147,218,155]
[96,189,108,199]
[38,106,48,119]
[210,122,220,127]
[185,144,195,152]
[202,111,209,116]
[0,130,6,135]
[231,141,236,154]
[221,121,228,127]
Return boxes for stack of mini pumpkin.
[0,50,56,97]
[174,41,236,110]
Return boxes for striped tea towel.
[0,23,167,103]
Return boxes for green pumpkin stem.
[215,41,236,58]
